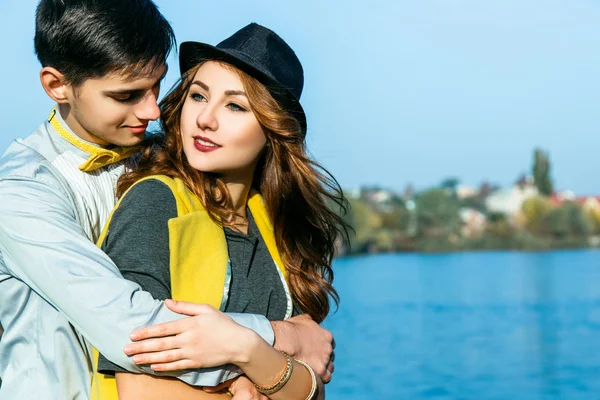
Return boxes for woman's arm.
[115,373,230,400]
[238,329,325,400]
[125,300,324,400]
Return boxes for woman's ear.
[40,67,69,103]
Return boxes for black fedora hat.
[179,23,307,135]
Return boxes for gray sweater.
[98,179,291,374]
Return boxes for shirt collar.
[47,106,139,172]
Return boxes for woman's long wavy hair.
[118,61,350,323]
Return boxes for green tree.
[521,195,553,234]
[415,189,461,238]
[587,207,600,234]
[533,148,554,196]
[344,198,382,253]
[380,205,407,230]
[543,202,593,239]
[440,177,460,193]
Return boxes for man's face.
[63,65,167,147]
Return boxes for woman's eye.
[227,103,247,112]
[190,93,206,102]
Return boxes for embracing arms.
[0,177,273,386]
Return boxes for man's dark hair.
[34,0,175,86]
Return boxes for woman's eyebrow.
[190,81,246,97]
[225,90,247,97]
[191,80,209,91]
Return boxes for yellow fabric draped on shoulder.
[90,175,287,399]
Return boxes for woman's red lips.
[193,136,221,152]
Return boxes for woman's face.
[179,61,267,182]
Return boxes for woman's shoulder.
[115,177,178,219]
[102,177,178,249]
[127,174,178,193]
[122,176,175,201]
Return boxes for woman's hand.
[123,299,258,371]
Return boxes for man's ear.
[40,67,69,103]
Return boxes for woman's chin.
[188,162,221,173]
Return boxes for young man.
[0,1,334,399]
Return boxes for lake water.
[323,250,600,400]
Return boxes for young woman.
[95,23,348,399]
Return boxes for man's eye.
[113,92,145,102]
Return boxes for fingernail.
[130,333,140,340]
[151,364,162,371]
[124,345,133,355]
[132,355,143,363]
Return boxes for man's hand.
[204,376,268,400]
[271,314,335,383]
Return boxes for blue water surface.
[323,250,600,400]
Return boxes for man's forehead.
[102,63,168,87]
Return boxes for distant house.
[456,185,477,200]
[549,190,575,206]
[459,207,487,238]
[485,182,538,218]
[360,187,395,212]
[369,190,392,204]
[545,192,599,211]
[575,196,600,211]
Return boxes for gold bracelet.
[253,351,294,395]
[295,359,317,400]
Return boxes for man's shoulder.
[0,123,67,188]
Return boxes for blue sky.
[2,0,600,194]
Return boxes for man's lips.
[126,124,148,134]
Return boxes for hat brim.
[179,42,307,135]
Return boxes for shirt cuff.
[227,313,275,346]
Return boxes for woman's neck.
[225,180,252,219]
[222,170,255,234]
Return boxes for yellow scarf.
[48,107,139,172]
[90,175,289,399]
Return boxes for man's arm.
[0,177,273,386]
[271,315,335,383]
